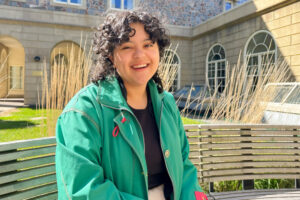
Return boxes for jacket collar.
[97,77,165,110]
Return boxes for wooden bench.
[185,124,300,200]
[0,137,57,200]
[1,124,300,200]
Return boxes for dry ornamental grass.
[40,39,293,135]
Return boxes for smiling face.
[111,23,160,91]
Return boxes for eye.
[121,46,131,50]
[145,43,154,48]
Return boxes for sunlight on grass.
[0,108,61,142]
[181,117,202,125]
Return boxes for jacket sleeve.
[55,110,143,200]
[174,108,208,200]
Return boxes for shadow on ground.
[0,120,36,129]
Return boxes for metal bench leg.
[209,182,215,193]
[296,179,300,189]
[243,180,254,190]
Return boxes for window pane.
[208,63,215,78]
[212,54,221,61]
[70,0,81,4]
[285,85,300,104]
[208,51,214,61]
[253,44,268,54]
[269,39,276,51]
[217,78,225,93]
[271,85,293,103]
[220,47,225,59]
[254,32,267,45]
[10,66,23,89]
[209,79,215,88]
[165,50,179,64]
[55,0,67,3]
[213,45,221,54]
[225,2,232,10]
[111,0,121,8]
[217,61,226,78]
[268,52,276,63]
[246,39,255,55]
[124,0,133,9]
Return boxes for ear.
[108,55,114,65]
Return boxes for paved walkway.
[208,189,300,200]
[0,98,27,113]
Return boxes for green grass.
[182,117,202,124]
[0,108,48,142]
[0,108,201,143]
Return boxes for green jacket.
[56,78,204,200]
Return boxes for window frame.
[206,43,227,94]
[9,66,24,90]
[264,82,300,114]
[163,49,181,92]
[224,0,234,11]
[244,30,277,90]
[108,0,135,10]
[51,0,86,9]
[224,0,248,11]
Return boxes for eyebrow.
[123,39,153,44]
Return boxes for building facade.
[0,0,299,105]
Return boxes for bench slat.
[0,137,56,152]
[198,142,300,149]
[200,174,300,183]
[35,192,58,200]
[202,167,300,177]
[196,161,300,170]
[0,174,56,196]
[201,154,300,162]
[0,146,55,163]
[197,124,300,129]
[0,165,55,185]
[200,136,300,143]
[0,182,57,200]
[186,130,300,136]
[200,148,300,156]
[0,155,55,174]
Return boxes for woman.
[55,11,208,200]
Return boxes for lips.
[132,64,148,69]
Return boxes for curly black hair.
[91,11,170,92]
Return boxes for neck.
[125,83,148,109]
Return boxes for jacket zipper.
[158,103,176,200]
[101,103,148,198]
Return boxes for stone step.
[0,98,24,103]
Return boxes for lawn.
[0,108,48,142]
[0,108,201,142]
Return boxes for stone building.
[0,0,299,105]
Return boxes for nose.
[133,47,145,58]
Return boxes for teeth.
[133,64,147,69]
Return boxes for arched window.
[244,30,277,90]
[206,44,226,93]
[162,49,181,92]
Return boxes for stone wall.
[190,0,300,85]
[0,18,92,104]
[262,1,300,80]
[0,0,234,27]
[137,0,224,27]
